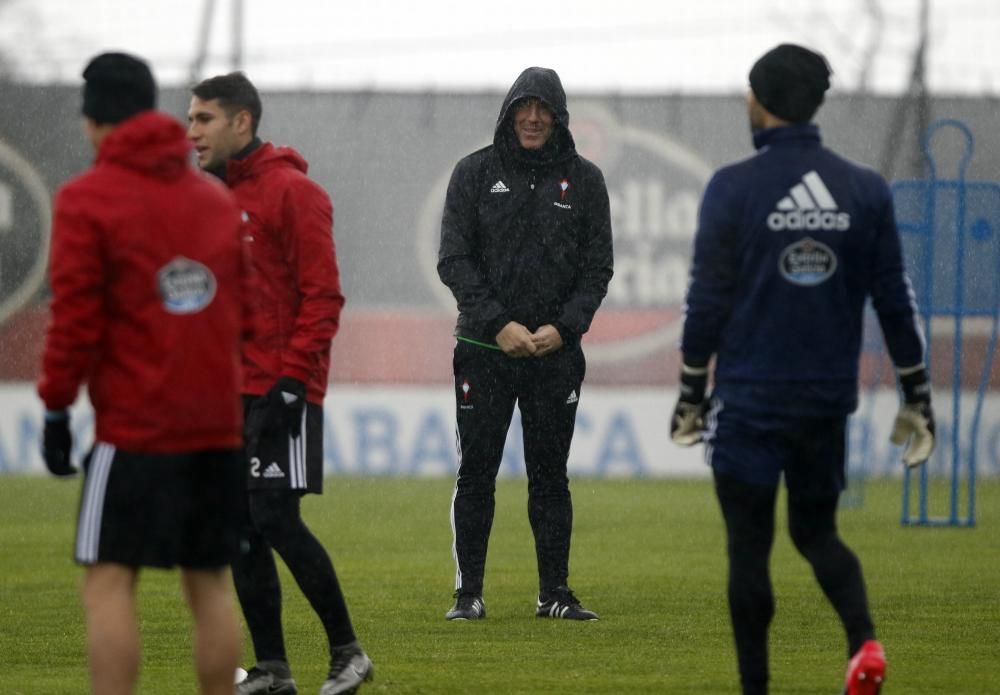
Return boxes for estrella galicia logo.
[157,256,216,314]
[779,237,837,286]
[0,138,51,326]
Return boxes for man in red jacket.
[38,52,247,695]
[188,72,371,695]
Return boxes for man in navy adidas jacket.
[671,44,935,695]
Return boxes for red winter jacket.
[225,143,344,404]
[38,111,248,453]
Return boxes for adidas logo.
[767,170,850,232]
[262,462,285,479]
[566,390,578,404]
[490,180,510,194]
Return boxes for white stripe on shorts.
[75,443,115,564]
[287,408,307,489]
[703,398,724,469]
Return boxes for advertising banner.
[3,383,997,479]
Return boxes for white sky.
[2,0,999,95]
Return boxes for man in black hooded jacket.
[437,66,614,621]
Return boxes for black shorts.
[243,396,324,494]
[74,443,244,569]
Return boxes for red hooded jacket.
[225,143,344,404]
[38,111,248,452]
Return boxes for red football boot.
[844,640,886,695]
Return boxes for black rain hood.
[494,67,576,167]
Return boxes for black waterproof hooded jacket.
[437,67,614,346]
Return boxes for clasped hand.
[496,322,563,358]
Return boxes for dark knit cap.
[749,44,831,123]
[81,52,156,124]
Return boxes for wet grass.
[1,475,997,694]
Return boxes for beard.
[747,100,767,133]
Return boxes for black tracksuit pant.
[450,339,585,596]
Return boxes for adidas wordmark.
[767,170,850,232]
[490,180,510,194]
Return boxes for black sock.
[250,490,357,649]
[232,520,287,663]
[788,495,875,656]
[714,473,778,692]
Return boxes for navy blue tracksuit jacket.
[681,125,925,418]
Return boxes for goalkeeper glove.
[890,367,935,467]
[41,410,77,477]
[671,363,709,446]
[245,376,307,445]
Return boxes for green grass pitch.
[1,476,997,694]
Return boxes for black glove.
[245,376,307,444]
[41,410,77,477]
[891,367,935,467]
[671,364,709,446]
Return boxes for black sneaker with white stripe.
[536,586,599,621]
[445,592,486,620]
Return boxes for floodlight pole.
[878,0,930,180]
[189,0,216,84]
[231,0,244,72]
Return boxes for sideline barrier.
[3,384,998,479]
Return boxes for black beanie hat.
[749,44,831,123]
[81,52,156,124]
